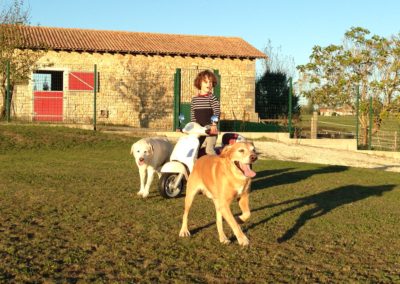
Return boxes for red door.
[33,91,63,121]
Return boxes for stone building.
[5,25,266,129]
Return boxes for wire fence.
[369,117,400,151]
[293,114,357,139]
[292,94,399,152]
[371,130,399,151]
[2,63,176,130]
[2,62,292,133]
[2,61,399,152]
[254,77,298,135]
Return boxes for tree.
[261,39,296,77]
[297,27,400,145]
[256,71,300,119]
[0,0,44,118]
[256,40,300,120]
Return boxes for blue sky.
[26,0,399,75]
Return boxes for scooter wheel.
[159,173,185,198]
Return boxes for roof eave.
[22,45,265,59]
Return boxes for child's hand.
[209,124,218,135]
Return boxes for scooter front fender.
[160,161,189,180]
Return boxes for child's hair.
[194,70,218,90]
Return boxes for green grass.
[1,124,400,282]
[298,115,400,133]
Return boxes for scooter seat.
[221,133,241,146]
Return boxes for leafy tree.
[256,40,300,120]
[0,0,44,118]
[297,27,400,144]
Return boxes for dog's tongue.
[240,163,256,178]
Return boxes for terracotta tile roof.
[15,25,267,59]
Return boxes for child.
[190,70,220,155]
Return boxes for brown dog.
[179,142,258,246]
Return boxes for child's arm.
[210,95,220,119]
[190,98,196,122]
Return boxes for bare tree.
[256,40,299,120]
[261,39,296,78]
[0,0,44,118]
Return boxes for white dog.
[130,137,173,198]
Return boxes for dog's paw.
[237,235,249,246]
[219,236,231,244]
[238,212,251,223]
[179,228,191,237]
[141,192,149,198]
[137,191,143,196]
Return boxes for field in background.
[297,115,399,132]
[0,124,399,282]
[294,115,400,151]
[298,115,357,133]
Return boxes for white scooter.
[158,115,211,198]
[158,115,246,198]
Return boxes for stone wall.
[8,50,259,129]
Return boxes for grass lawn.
[297,114,399,132]
[0,124,399,283]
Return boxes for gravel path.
[101,127,399,173]
[254,141,400,172]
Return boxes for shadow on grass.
[247,184,396,242]
[252,165,349,191]
[184,166,350,237]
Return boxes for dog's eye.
[238,149,245,153]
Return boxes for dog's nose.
[250,154,258,162]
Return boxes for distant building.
[3,25,266,129]
[319,106,355,116]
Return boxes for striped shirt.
[190,94,220,126]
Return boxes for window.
[33,70,63,91]
[68,72,99,91]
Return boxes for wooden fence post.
[310,111,318,139]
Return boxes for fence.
[292,87,399,152]
[1,63,176,130]
[3,61,398,152]
[254,76,297,135]
[293,113,357,139]
[2,61,294,133]
[355,89,400,151]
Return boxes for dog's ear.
[149,143,154,155]
[219,144,233,158]
[130,144,135,155]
